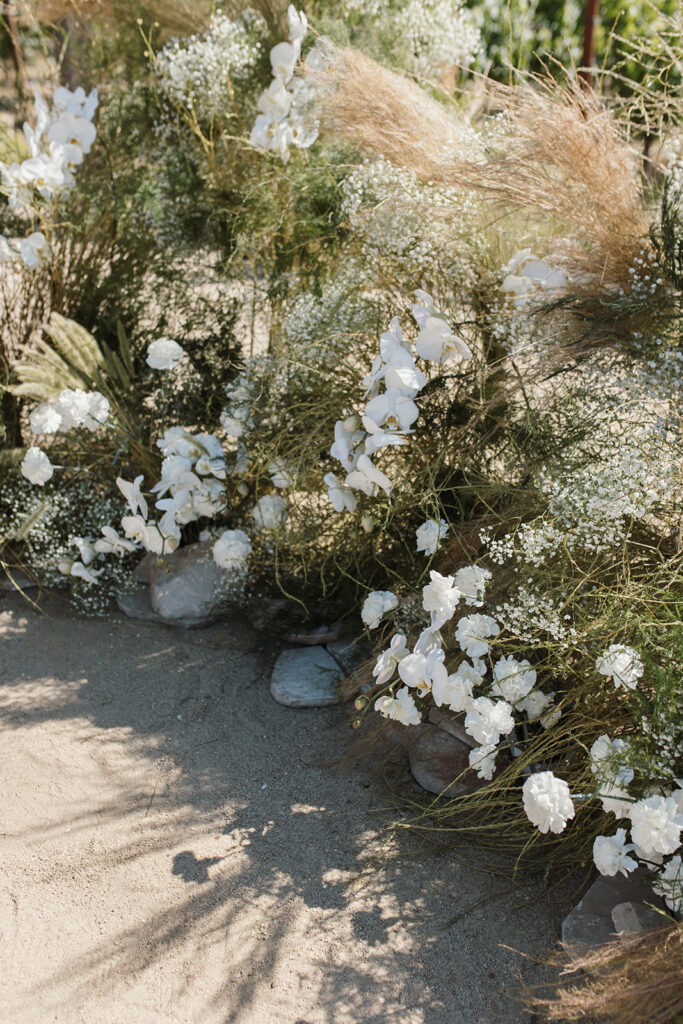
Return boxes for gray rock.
[326,637,367,674]
[286,623,342,646]
[611,900,663,936]
[270,646,344,708]
[116,586,167,625]
[132,553,156,584]
[428,706,476,748]
[408,725,486,797]
[562,870,665,955]
[149,542,227,627]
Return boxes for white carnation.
[464,696,514,746]
[212,529,252,570]
[596,644,643,690]
[629,795,683,859]
[361,590,398,630]
[455,613,500,658]
[593,829,638,877]
[375,686,421,727]
[490,655,536,705]
[469,744,497,781]
[252,494,288,531]
[146,337,185,370]
[454,564,492,606]
[653,855,683,914]
[20,446,54,485]
[415,518,448,556]
[522,771,575,835]
[29,402,62,434]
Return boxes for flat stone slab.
[562,870,665,955]
[428,706,476,748]
[409,725,486,797]
[0,568,38,591]
[270,646,344,708]
[326,637,367,674]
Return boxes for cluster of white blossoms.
[58,526,136,587]
[515,641,682,914]
[369,564,562,781]
[155,11,262,122]
[389,0,480,75]
[0,84,98,270]
[500,248,567,307]
[339,157,484,282]
[250,6,320,164]
[325,292,472,514]
[29,388,110,436]
[20,388,111,488]
[588,728,683,913]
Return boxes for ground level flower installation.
[0,2,681,1020]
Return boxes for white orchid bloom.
[155,489,191,534]
[117,475,148,519]
[411,289,435,328]
[18,231,50,269]
[47,112,96,161]
[143,520,180,555]
[289,115,318,150]
[287,5,308,41]
[324,472,357,513]
[398,646,447,698]
[363,388,418,435]
[70,536,97,565]
[94,525,137,555]
[70,560,102,585]
[416,315,472,364]
[363,430,407,455]
[121,514,149,545]
[345,454,392,496]
[330,419,364,472]
[269,460,294,488]
[373,633,409,685]
[257,79,292,121]
[270,40,300,83]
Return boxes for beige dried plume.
[318,47,652,298]
[316,46,466,183]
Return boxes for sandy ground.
[0,592,569,1024]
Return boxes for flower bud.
[360,515,375,534]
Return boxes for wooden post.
[580,0,600,86]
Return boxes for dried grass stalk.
[318,48,651,296]
[316,46,466,183]
[524,921,683,1024]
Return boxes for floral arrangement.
[1,11,682,1013]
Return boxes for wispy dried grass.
[523,921,683,1024]
[318,48,653,299]
[316,47,466,182]
[25,0,288,35]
